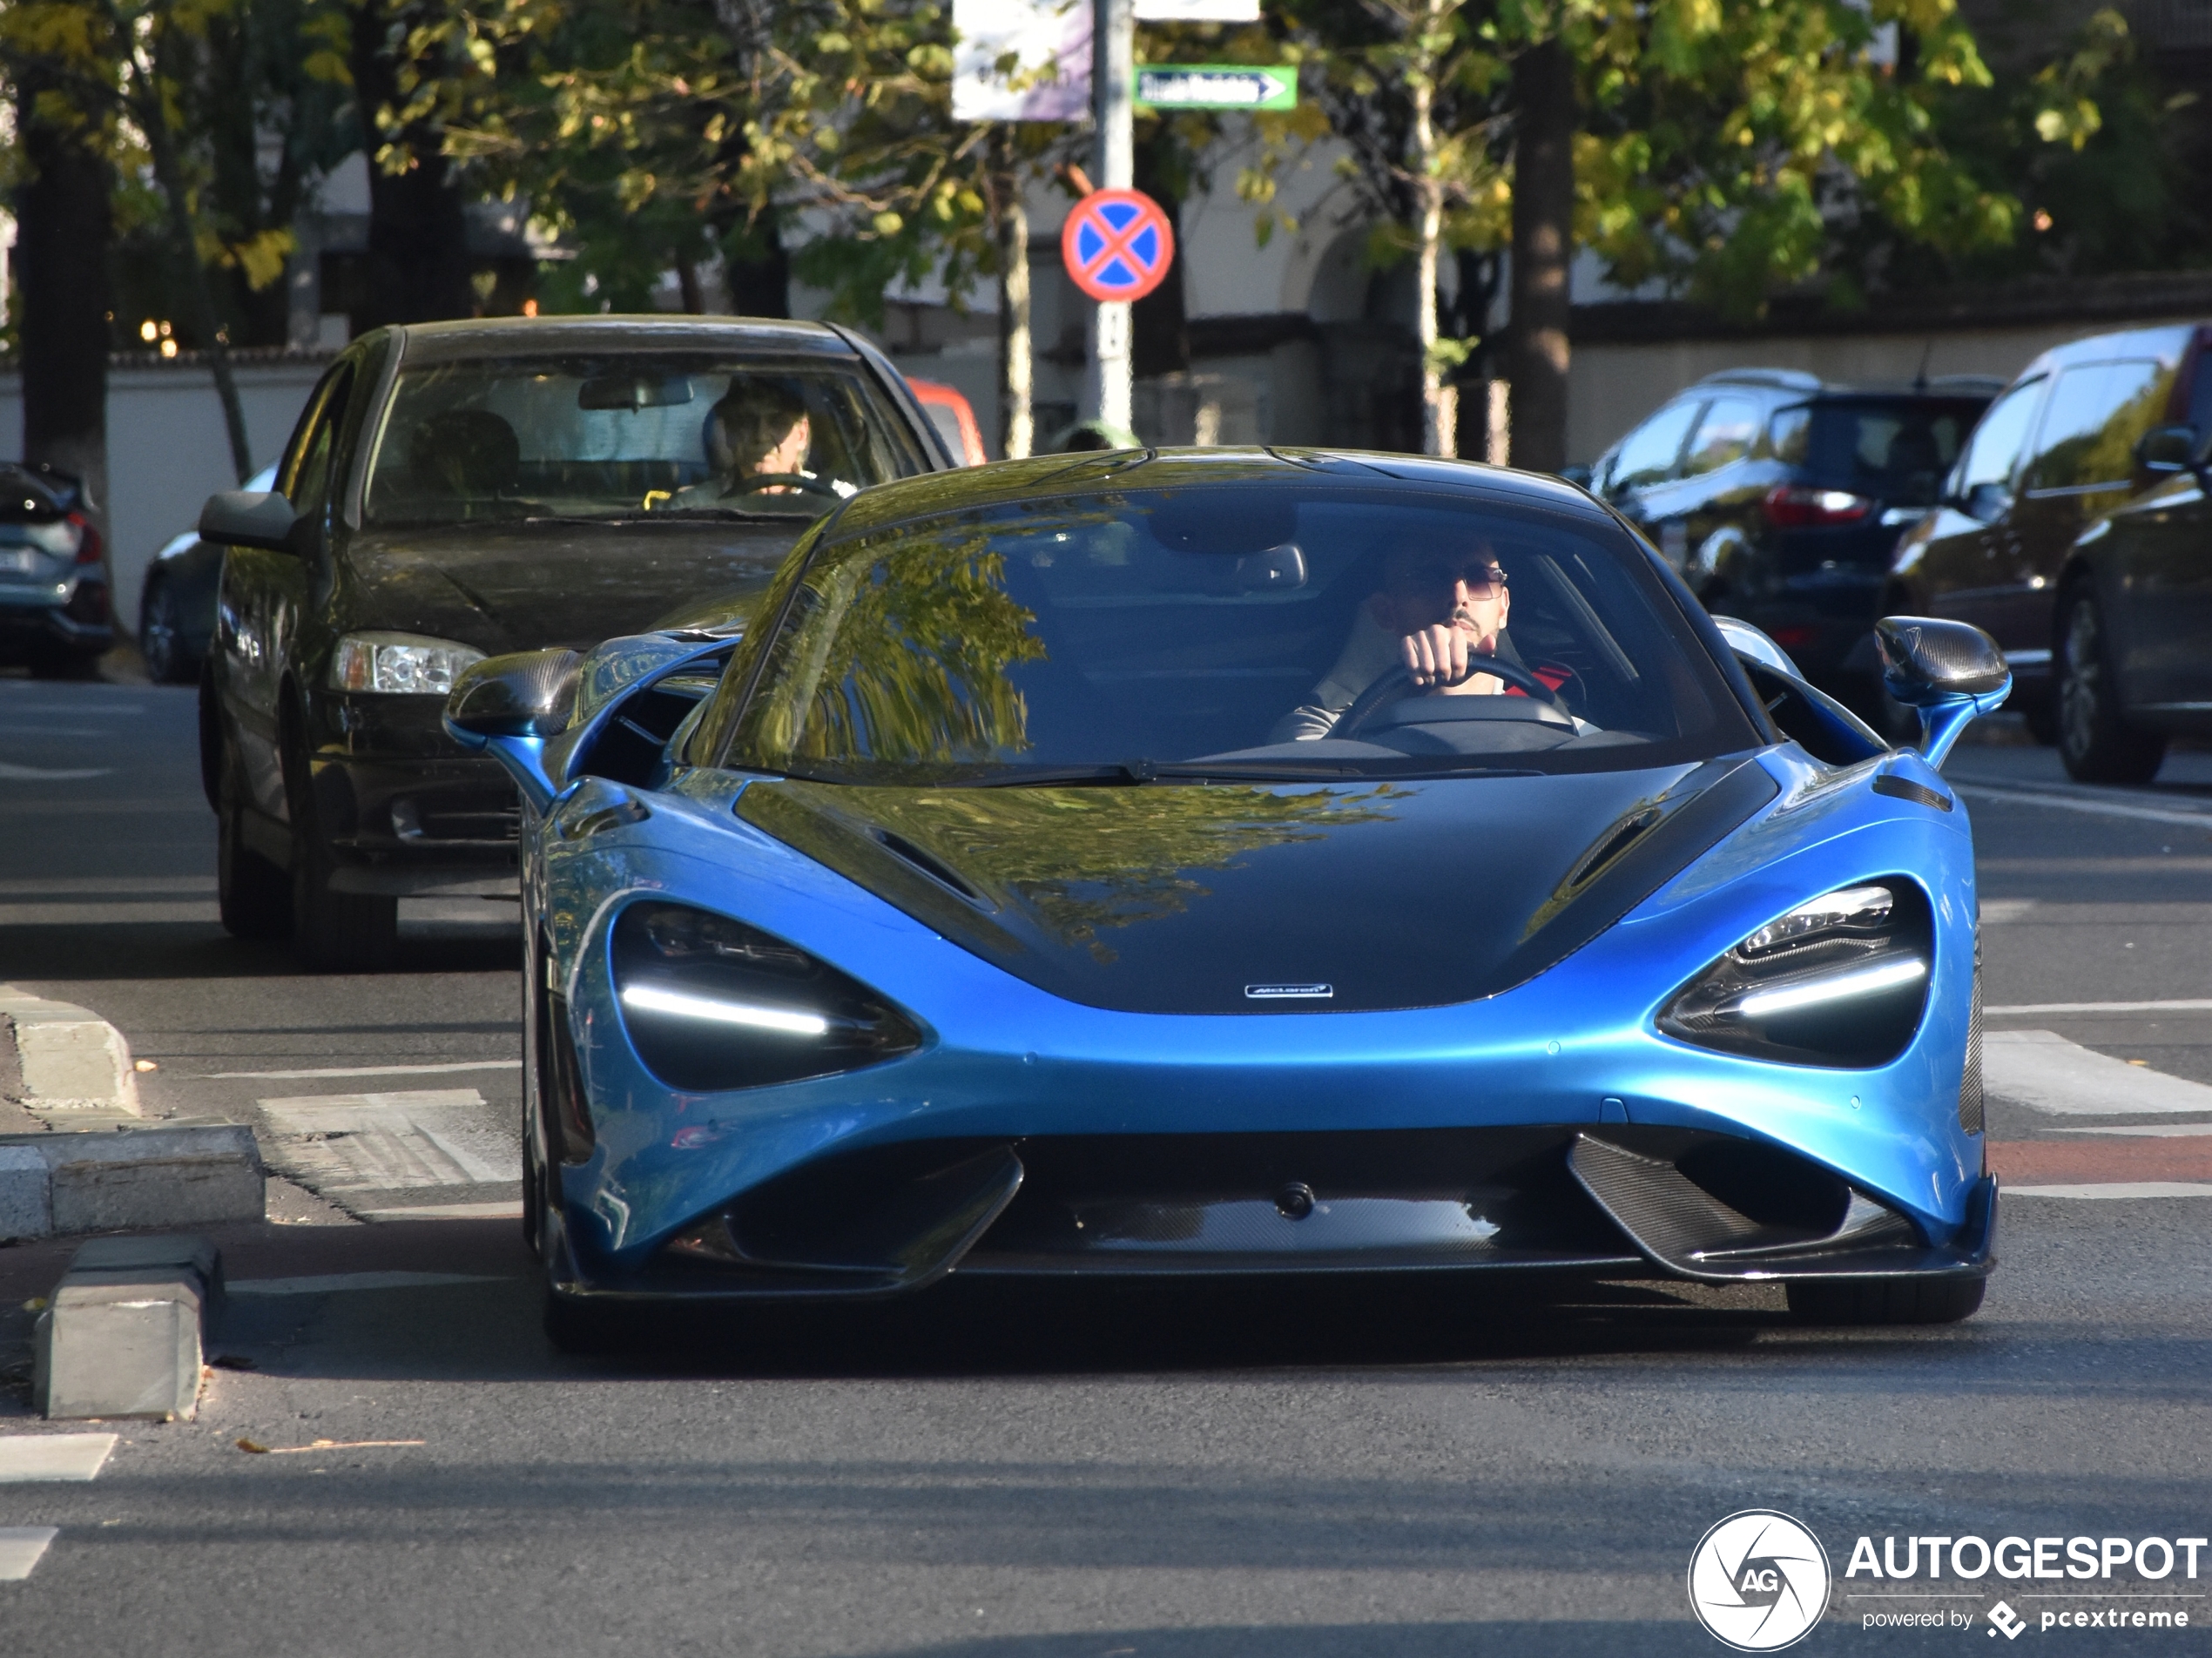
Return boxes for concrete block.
[69,1234,226,1324]
[34,1269,206,1421]
[41,1124,263,1233]
[0,987,140,1114]
[0,1144,49,1240]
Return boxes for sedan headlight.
[612,902,922,1092]
[332,631,487,694]
[1659,880,1932,1068]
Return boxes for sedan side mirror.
[199,489,298,551]
[2134,423,2202,475]
[1875,615,2011,766]
[1959,482,2011,524]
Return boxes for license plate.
[0,549,42,575]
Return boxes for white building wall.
[0,358,328,633]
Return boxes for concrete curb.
[0,985,142,1115]
[34,1236,221,1422]
[0,1125,265,1240]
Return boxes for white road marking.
[1986,999,2212,1015]
[0,1434,116,1483]
[2054,1122,2212,1137]
[1985,1030,2212,1115]
[0,1528,58,1580]
[0,762,109,780]
[257,1088,521,1190]
[202,1059,521,1081]
[231,1271,515,1296]
[1952,783,2212,829]
[1979,899,2040,924]
[2007,1182,2212,1199]
[359,1201,526,1222]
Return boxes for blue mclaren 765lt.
[442,448,2011,1349]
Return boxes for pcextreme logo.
[1689,1510,1833,1652]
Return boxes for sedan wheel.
[138,580,194,684]
[2057,588,2164,784]
[287,745,400,973]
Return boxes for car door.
[1900,374,2047,643]
[1598,397,1703,563]
[220,358,358,819]
[1670,394,1769,592]
[2008,357,2173,654]
[2099,463,2212,711]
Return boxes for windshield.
[360,354,924,527]
[720,484,1758,782]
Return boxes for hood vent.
[874,829,987,906]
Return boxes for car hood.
[737,755,1779,1014]
[335,520,809,653]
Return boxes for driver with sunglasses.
[1271,543,1527,742]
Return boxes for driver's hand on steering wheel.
[1400,620,1502,694]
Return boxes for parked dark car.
[139,462,277,684]
[196,315,952,972]
[1887,324,2212,741]
[0,461,112,675]
[1585,368,1999,710]
[2036,419,2212,782]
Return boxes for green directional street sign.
[1134,64,1296,111]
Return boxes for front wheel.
[2056,588,2164,784]
[287,754,399,972]
[1786,1277,1985,1325]
[139,580,195,684]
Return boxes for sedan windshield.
[361,354,923,527]
[722,483,1760,782]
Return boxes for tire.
[1786,1276,1986,1326]
[2020,690,2058,747]
[287,744,400,973]
[215,731,291,940]
[2056,587,2164,784]
[138,580,195,684]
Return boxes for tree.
[1251,0,2021,466]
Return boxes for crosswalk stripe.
[0,1528,59,1580]
[0,1435,116,1483]
[2007,1183,2212,1199]
[256,1088,520,1190]
[1985,1031,2212,1115]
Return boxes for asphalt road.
[2,682,2209,1657]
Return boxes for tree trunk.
[1131,136,1189,381]
[14,84,112,529]
[138,42,256,484]
[999,186,1033,461]
[1507,37,1575,474]
[725,210,792,318]
[1410,19,1450,458]
[675,252,705,313]
[349,0,475,329]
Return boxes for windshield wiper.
[523,509,795,525]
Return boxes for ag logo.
[1688,1510,1831,1651]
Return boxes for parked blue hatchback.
[445,448,2009,1350]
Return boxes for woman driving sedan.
[1273,541,1557,742]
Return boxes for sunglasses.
[1391,559,1508,598]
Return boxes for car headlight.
[332,631,487,694]
[1658,880,1932,1068]
[611,902,922,1092]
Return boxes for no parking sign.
[1061,188,1177,304]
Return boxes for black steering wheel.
[1333,656,1571,739]
[724,472,844,501]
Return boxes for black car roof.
[828,447,1619,540]
[389,314,862,366]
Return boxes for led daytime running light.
[1736,957,1927,1019]
[619,982,829,1038]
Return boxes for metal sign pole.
[1086,0,1135,433]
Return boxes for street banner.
[1135,64,1295,111]
[952,0,1091,123]
[1062,188,1177,304]
[1133,0,1262,19]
